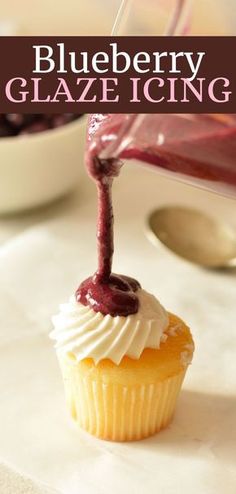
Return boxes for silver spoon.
[147,206,236,268]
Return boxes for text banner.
[0,36,236,113]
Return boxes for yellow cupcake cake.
[51,288,194,441]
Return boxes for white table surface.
[0,165,236,494]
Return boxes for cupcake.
[50,288,194,441]
[51,114,194,441]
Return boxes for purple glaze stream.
[76,153,140,317]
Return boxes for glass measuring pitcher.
[88,0,236,197]
[112,0,234,36]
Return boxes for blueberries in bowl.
[0,113,84,137]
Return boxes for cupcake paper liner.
[59,354,186,441]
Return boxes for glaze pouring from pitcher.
[76,125,141,317]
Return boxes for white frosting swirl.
[50,289,169,365]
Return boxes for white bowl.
[0,116,87,214]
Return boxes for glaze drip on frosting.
[76,274,140,317]
[76,125,141,317]
[51,289,169,365]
